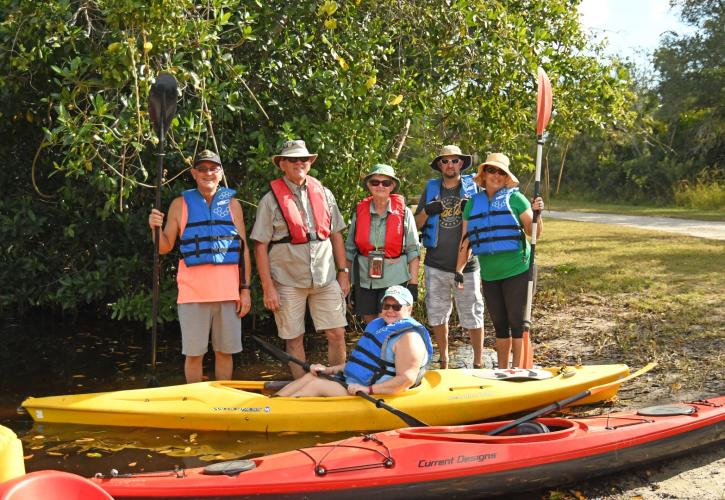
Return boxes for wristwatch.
[337,267,350,273]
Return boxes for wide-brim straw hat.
[272,140,318,166]
[363,163,400,193]
[473,152,519,188]
[430,145,472,171]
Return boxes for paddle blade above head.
[536,67,552,136]
[148,73,178,138]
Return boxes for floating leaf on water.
[86,452,102,458]
[184,447,191,453]
[23,454,34,460]
[30,445,44,450]
[189,433,198,443]
[75,437,95,443]
[278,431,299,436]
[47,451,64,456]
[72,374,86,379]
[127,462,137,467]
[32,435,45,440]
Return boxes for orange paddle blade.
[536,67,552,135]
[522,331,533,369]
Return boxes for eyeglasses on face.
[368,179,394,187]
[440,158,461,165]
[484,165,507,176]
[283,156,310,163]
[194,165,222,174]
[382,302,403,311]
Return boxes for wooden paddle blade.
[536,67,553,135]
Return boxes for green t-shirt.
[463,190,531,281]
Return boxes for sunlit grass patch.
[536,220,724,394]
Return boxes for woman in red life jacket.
[344,164,420,324]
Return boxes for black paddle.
[251,335,428,427]
[487,362,656,436]
[147,73,178,388]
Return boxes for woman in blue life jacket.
[453,153,544,369]
[344,164,421,324]
[275,286,433,397]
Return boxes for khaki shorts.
[273,280,348,339]
[178,301,242,356]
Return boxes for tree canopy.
[0,0,634,321]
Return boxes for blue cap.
[381,285,414,306]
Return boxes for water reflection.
[1,315,487,478]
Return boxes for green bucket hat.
[363,163,400,192]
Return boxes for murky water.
[1,314,484,478]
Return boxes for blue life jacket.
[344,317,433,386]
[421,175,478,248]
[466,188,525,256]
[179,188,241,266]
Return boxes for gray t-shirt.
[416,180,479,273]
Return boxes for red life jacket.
[269,177,331,244]
[354,194,406,257]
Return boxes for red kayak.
[4,397,723,499]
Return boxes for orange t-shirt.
[176,198,240,304]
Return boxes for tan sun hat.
[473,152,519,188]
[430,145,472,172]
[272,140,318,166]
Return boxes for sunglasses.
[484,165,508,176]
[382,302,403,311]
[194,165,222,174]
[283,156,310,163]
[368,179,394,187]
[440,158,461,165]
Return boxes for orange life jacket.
[354,194,406,258]
[269,177,331,244]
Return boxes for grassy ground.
[531,219,724,402]
[548,197,725,222]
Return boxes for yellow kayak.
[21,365,628,432]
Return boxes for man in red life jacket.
[148,150,252,383]
[251,140,349,379]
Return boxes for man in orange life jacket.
[251,140,349,379]
[148,150,252,383]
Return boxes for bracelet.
[239,284,251,290]
[368,385,374,394]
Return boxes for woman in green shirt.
[455,153,544,369]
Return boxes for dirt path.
[545,210,725,240]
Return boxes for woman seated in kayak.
[276,285,433,397]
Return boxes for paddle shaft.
[487,362,656,436]
[522,68,552,369]
[149,97,167,385]
[251,335,428,427]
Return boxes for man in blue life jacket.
[148,150,252,383]
[275,285,433,397]
[414,145,485,369]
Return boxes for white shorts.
[424,265,484,329]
